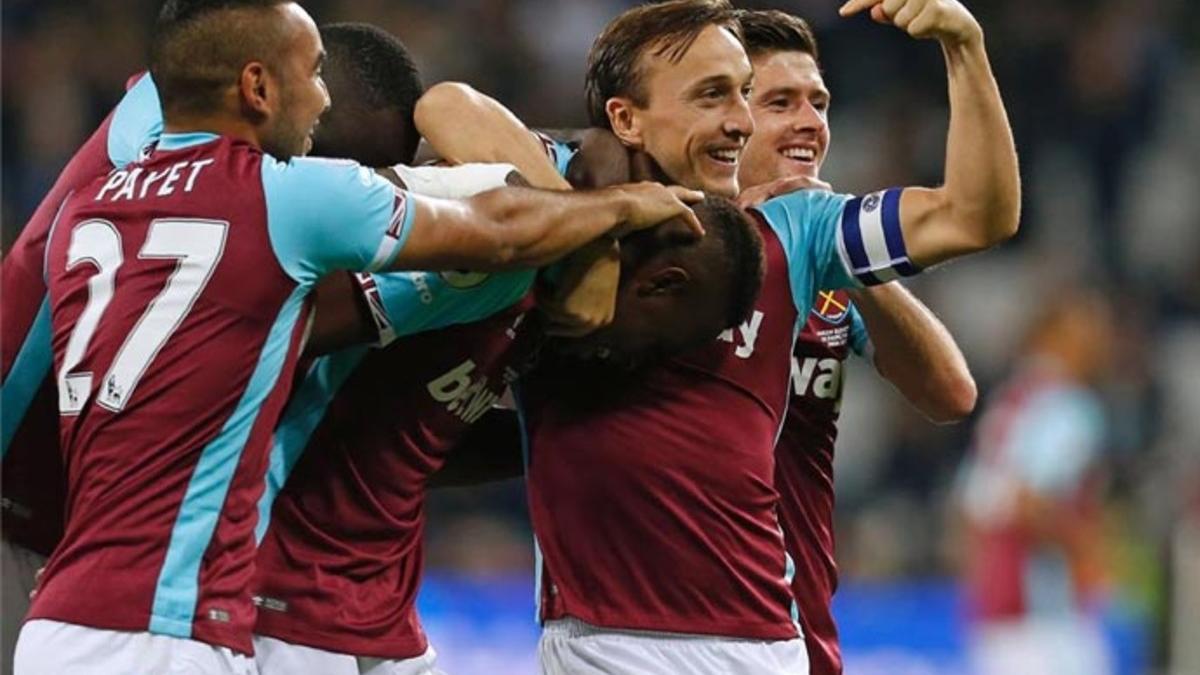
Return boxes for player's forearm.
[415,82,571,191]
[468,186,635,269]
[938,35,1020,251]
[850,283,976,423]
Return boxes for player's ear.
[606,97,643,149]
[239,61,272,119]
[637,266,689,297]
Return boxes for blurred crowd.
[3,0,1198,670]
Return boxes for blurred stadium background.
[3,1,1198,673]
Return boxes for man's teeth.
[708,148,739,163]
[782,147,815,161]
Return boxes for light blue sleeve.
[847,304,870,357]
[1009,387,1106,497]
[753,189,859,319]
[261,157,417,286]
[755,187,923,323]
[360,269,535,345]
[108,73,163,169]
[532,132,577,178]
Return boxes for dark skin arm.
[428,407,526,488]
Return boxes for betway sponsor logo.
[791,356,844,401]
[427,360,502,424]
[717,310,765,359]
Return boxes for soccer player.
[735,10,977,674]
[956,291,1115,675]
[14,2,700,673]
[250,194,763,675]
[1,21,431,670]
[506,0,1021,672]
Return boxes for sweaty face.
[626,25,754,197]
[262,3,330,160]
[738,51,830,190]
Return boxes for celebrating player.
[504,0,1021,672]
[736,9,977,674]
[0,21,426,671]
[13,2,703,673]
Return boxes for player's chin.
[696,167,740,198]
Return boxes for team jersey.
[958,362,1107,621]
[252,294,538,658]
[1,73,162,557]
[31,129,418,654]
[250,144,570,658]
[520,187,918,639]
[775,292,868,675]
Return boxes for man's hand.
[737,174,832,209]
[610,183,705,238]
[540,239,622,337]
[840,0,982,45]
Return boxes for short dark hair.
[737,9,819,62]
[320,23,424,162]
[150,0,290,117]
[699,196,765,327]
[585,0,742,128]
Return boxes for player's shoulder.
[260,155,377,192]
[754,188,853,226]
[109,72,163,169]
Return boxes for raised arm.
[849,283,976,423]
[386,182,703,273]
[415,82,572,191]
[840,0,1020,266]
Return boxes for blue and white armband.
[837,188,921,286]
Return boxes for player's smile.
[778,139,823,174]
[703,142,743,171]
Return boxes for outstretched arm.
[388,182,703,273]
[850,283,976,423]
[840,0,1020,266]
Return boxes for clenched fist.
[840,0,983,46]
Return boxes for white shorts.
[253,634,442,675]
[969,614,1114,675]
[2,540,45,674]
[14,619,257,675]
[538,617,810,675]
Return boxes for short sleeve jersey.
[520,187,916,639]
[251,146,571,658]
[31,127,418,654]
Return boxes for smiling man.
[583,0,753,197]
[507,1,1019,673]
[737,9,978,674]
